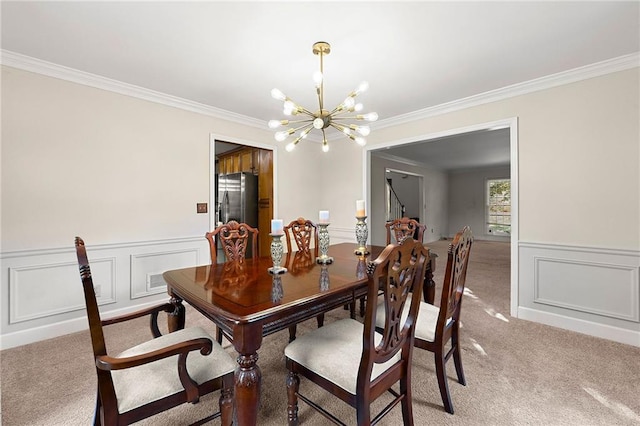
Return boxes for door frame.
[363,117,519,317]
[209,133,278,233]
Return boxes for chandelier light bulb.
[357,81,369,94]
[275,131,289,142]
[285,142,296,152]
[313,117,325,129]
[271,88,286,101]
[344,96,355,108]
[322,143,329,153]
[268,120,282,129]
[355,137,366,146]
[350,125,370,136]
[354,103,363,112]
[360,112,379,122]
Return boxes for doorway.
[210,134,276,258]
[364,117,519,317]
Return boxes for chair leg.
[288,325,297,343]
[316,313,324,328]
[350,300,356,319]
[400,375,415,426]
[452,326,466,386]
[286,371,300,425]
[356,402,371,426]
[434,350,454,414]
[359,297,366,317]
[93,391,102,426]
[216,326,223,344]
[219,375,234,426]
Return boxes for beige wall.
[1,66,324,251]
[323,68,640,250]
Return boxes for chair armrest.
[95,337,213,371]
[101,303,174,326]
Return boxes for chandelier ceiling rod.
[269,41,378,153]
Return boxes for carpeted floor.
[2,240,639,425]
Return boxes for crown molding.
[2,49,638,132]
[374,52,640,130]
[0,50,266,130]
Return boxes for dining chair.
[283,217,324,342]
[205,220,259,264]
[75,237,235,426]
[285,238,429,425]
[385,217,426,245]
[376,225,473,414]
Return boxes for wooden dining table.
[162,242,435,425]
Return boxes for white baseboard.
[518,306,640,347]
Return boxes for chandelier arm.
[331,116,367,120]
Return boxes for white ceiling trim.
[2,49,638,132]
[375,53,640,130]
[0,49,265,130]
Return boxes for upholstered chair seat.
[112,326,236,413]
[375,294,452,343]
[284,319,401,395]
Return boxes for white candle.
[271,219,284,235]
[319,210,330,224]
[356,200,366,217]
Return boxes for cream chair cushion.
[375,294,449,343]
[111,326,236,413]
[285,318,401,395]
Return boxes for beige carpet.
[2,240,639,425]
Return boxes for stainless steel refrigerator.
[216,172,259,257]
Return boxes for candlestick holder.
[354,216,370,256]
[268,233,288,275]
[316,223,334,264]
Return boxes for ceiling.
[2,1,638,170]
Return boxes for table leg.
[233,325,263,425]
[168,295,185,332]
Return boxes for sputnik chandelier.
[269,41,378,152]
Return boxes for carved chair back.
[206,220,258,264]
[385,217,426,244]
[284,217,318,254]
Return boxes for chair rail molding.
[1,236,209,350]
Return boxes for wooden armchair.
[285,239,429,425]
[385,217,426,244]
[376,226,473,414]
[283,217,323,342]
[75,237,235,425]
[206,220,258,264]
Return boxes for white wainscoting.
[518,242,640,347]
[1,237,209,350]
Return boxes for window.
[486,179,511,235]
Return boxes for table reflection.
[319,264,330,291]
[285,250,317,276]
[271,275,284,303]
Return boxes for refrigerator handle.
[221,191,230,224]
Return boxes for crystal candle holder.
[315,223,334,264]
[354,216,370,256]
[268,233,288,275]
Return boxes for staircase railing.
[386,179,406,221]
